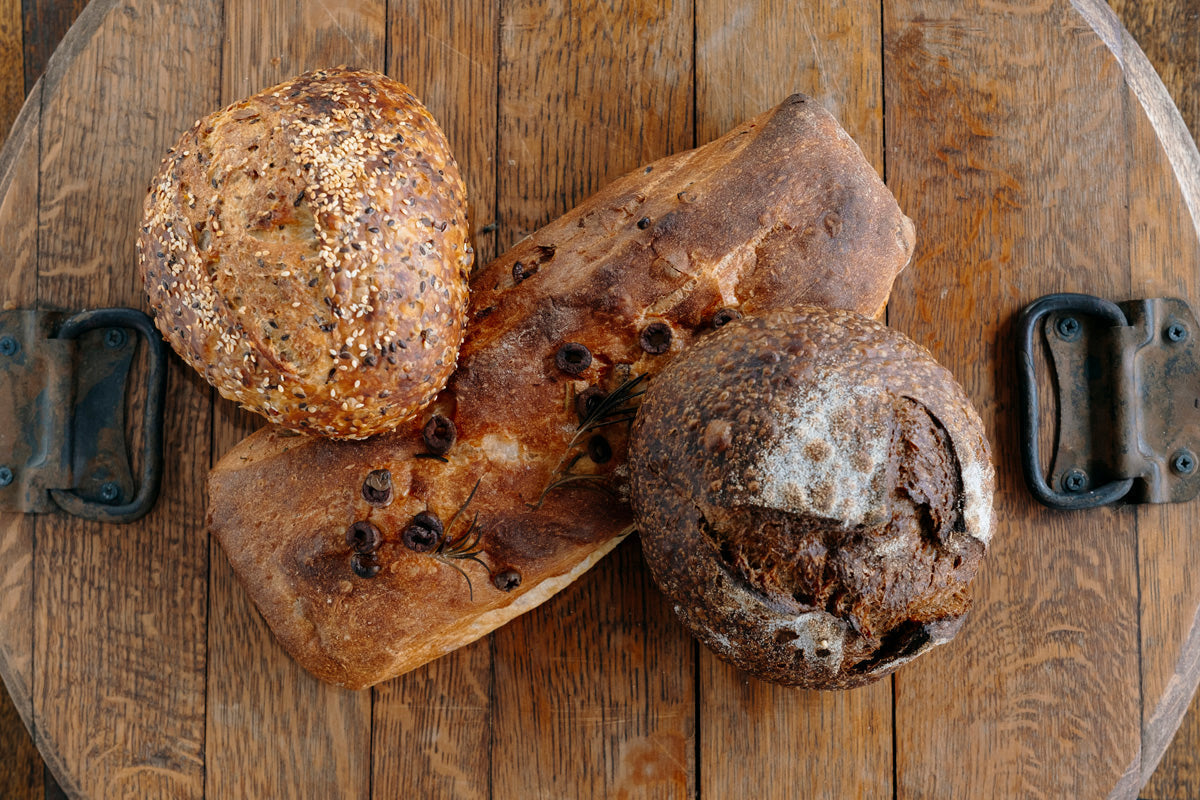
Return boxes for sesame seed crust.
[138,67,472,438]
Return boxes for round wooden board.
[2,1,1199,797]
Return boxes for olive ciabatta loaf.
[629,307,994,689]
[208,95,917,689]
[139,68,472,439]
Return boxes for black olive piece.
[556,342,592,375]
[711,307,742,328]
[492,569,522,592]
[345,520,382,553]
[512,261,538,284]
[403,511,444,552]
[351,551,381,578]
[575,386,606,421]
[422,414,457,455]
[361,469,393,506]
[587,435,613,464]
[639,322,672,355]
[636,217,651,229]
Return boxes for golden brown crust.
[139,68,472,438]
[208,95,917,688]
[629,308,995,689]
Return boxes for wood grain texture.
[885,2,1140,798]
[0,683,40,800]
[1083,0,1200,793]
[693,2,893,797]
[203,2,385,798]
[6,1,1200,798]
[19,0,83,95]
[1112,0,1200,793]
[371,2,498,796]
[0,0,22,140]
[32,1,220,796]
[490,3,695,796]
[0,9,38,795]
[32,4,220,796]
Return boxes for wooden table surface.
[2,1,1200,798]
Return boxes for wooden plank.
[19,0,85,95]
[884,3,1139,797]
[1143,681,1200,799]
[0,0,22,140]
[0,10,38,790]
[370,2,498,797]
[0,683,39,800]
[1106,8,1200,797]
[1082,0,1200,792]
[0,75,38,733]
[32,1,220,795]
[693,3,893,796]
[204,1,385,797]
[490,1,694,796]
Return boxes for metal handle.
[1016,293,1134,509]
[48,308,166,523]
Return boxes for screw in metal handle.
[1166,323,1189,343]
[103,328,127,349]
[0,466,12,487]
[1172,450,1196,475]
[0,336,17,356]
[1063,468,1088,493]
[1056,316,1081,341]
[99,482,120,503]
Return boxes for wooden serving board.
[2,1,1199,797]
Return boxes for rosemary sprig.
[533,373,649,509]
[568,372,648,448]
[433,478,487,600]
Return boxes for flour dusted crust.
[629,308,994,689]
[139,68,472,438]
[207,95,918,688]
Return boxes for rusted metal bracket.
[1018,293,1200,510]
[0,308,165,523]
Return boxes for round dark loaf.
[629,307,994,689]
[138,67,472,438]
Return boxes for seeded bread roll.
[629,308,994,689]
[139,67,472,438]
[208,96,917,688]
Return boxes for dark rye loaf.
[629,307,994,689]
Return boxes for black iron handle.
[48,308,165,523]
[1016,293,1134,510]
